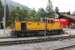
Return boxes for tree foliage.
[10,6,29,21]
[28,8,36,19]
[35,8,46,20]
[46,0,54,18]
[0,0,4,21]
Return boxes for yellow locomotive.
[12,18,64,37]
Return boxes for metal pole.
[3,0,6,34]
[44,17,47,36]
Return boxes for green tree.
[11,6,29,21]
[35,8,46,20]
[46,0,54,18]
[55,7,59,13]
[28,8,36,19]
[0,0,4,21]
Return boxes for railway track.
[0,34,75,46]
[0,36,58,46]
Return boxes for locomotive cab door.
[21,23,26,31]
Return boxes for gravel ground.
[64,47,75,50]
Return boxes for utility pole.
[44,0,51,36]
[44,17,48,36]
[3,0,6,34]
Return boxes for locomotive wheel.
[38,31,48,36]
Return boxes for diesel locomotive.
[11,18,66,37]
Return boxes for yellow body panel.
[15,21,62,31]
[27,22,45,30]
[47,22,62,30]
[15,21,21,31]
[52,22,62,30]
[27,21,62,30]
[47,23,53,30]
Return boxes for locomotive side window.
[48,20,54,23]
